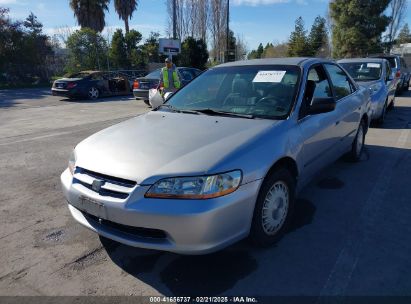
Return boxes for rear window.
[145,69,161,79]
[67,72,91,79]
[340,62,382,81]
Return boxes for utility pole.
[173,0,177,39]
[226,0,230,63]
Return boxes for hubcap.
[89,87,99,99]
[262,181,289,235]
[356,125,364,156]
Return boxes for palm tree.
[114,0,138,33]
[69,0,110,32]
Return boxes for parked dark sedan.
[133,67,202,105]
[52,71,131,100]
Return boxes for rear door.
[324,63,362,151]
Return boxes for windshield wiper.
[189,108,255,119]
[156,104,200,115]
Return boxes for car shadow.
[61,94,135,104]
[369,105,411,130]
[0,87,51,108]
[100,198,316,296]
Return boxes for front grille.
[76,167,136,188]
[83,211,167,239]
[74,179,129,199]
[73,167,136,199]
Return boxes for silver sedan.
[338,58,396,124]
[61,58,371,254]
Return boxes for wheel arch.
[265,156,299,182]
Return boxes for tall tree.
[397,23,411,45]
[386,0,407,50]
[69,0,110,32]
[309,16,329,57]
[110,29,128,68]
[330,0,391,58]
[287,17,312,57]
[178,36,209,69]
[66,28,107,72]
[114,0,138,34]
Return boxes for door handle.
[335,121,340,125]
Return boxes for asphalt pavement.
[0,88,410,297]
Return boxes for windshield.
[145,69,161,79]
[164,65,301,119]
[67,72,91,79]
[340,62,382,81]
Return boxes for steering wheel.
[255,96,281,106]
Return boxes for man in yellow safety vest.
[159,57,181,97]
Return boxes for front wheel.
[88,87,100,100]
[143,99,150,106]
[349,120,366,162]
[250,168,295,247]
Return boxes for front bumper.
[61,168,261,254]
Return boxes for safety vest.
[162,68,181,89]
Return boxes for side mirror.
[164,92,173,101]
[308,97,336,115]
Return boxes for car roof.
[369,53,399,59]
[338,58,386,64]
[214,57,333,68]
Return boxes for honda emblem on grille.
[92,179,105,192]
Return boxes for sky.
[1,0,411,51]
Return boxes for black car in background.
[132,67,202,105]
[52,71,132,100]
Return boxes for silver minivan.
[61,58,371,254]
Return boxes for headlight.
[145,170,242,199]
[68,150,77,175]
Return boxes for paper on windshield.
[253,71,286,83]
[367,63,381,68]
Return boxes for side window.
[180,69,194,81]
[324,64,353,100]
[300,65,332,118]
[91,73,103,81]
[307,66,333,99]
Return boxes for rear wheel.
[88,87,99,100]
[250,168,295,247]
[349,119,366,162]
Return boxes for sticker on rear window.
[253,71,286,83]
[367,63,380,68]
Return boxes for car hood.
[75,111,278,185]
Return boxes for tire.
[349,119,366,162]
[250,168,296,247]
[377,101,387,125]
[88,87,100,100]
[143,99,150,106]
